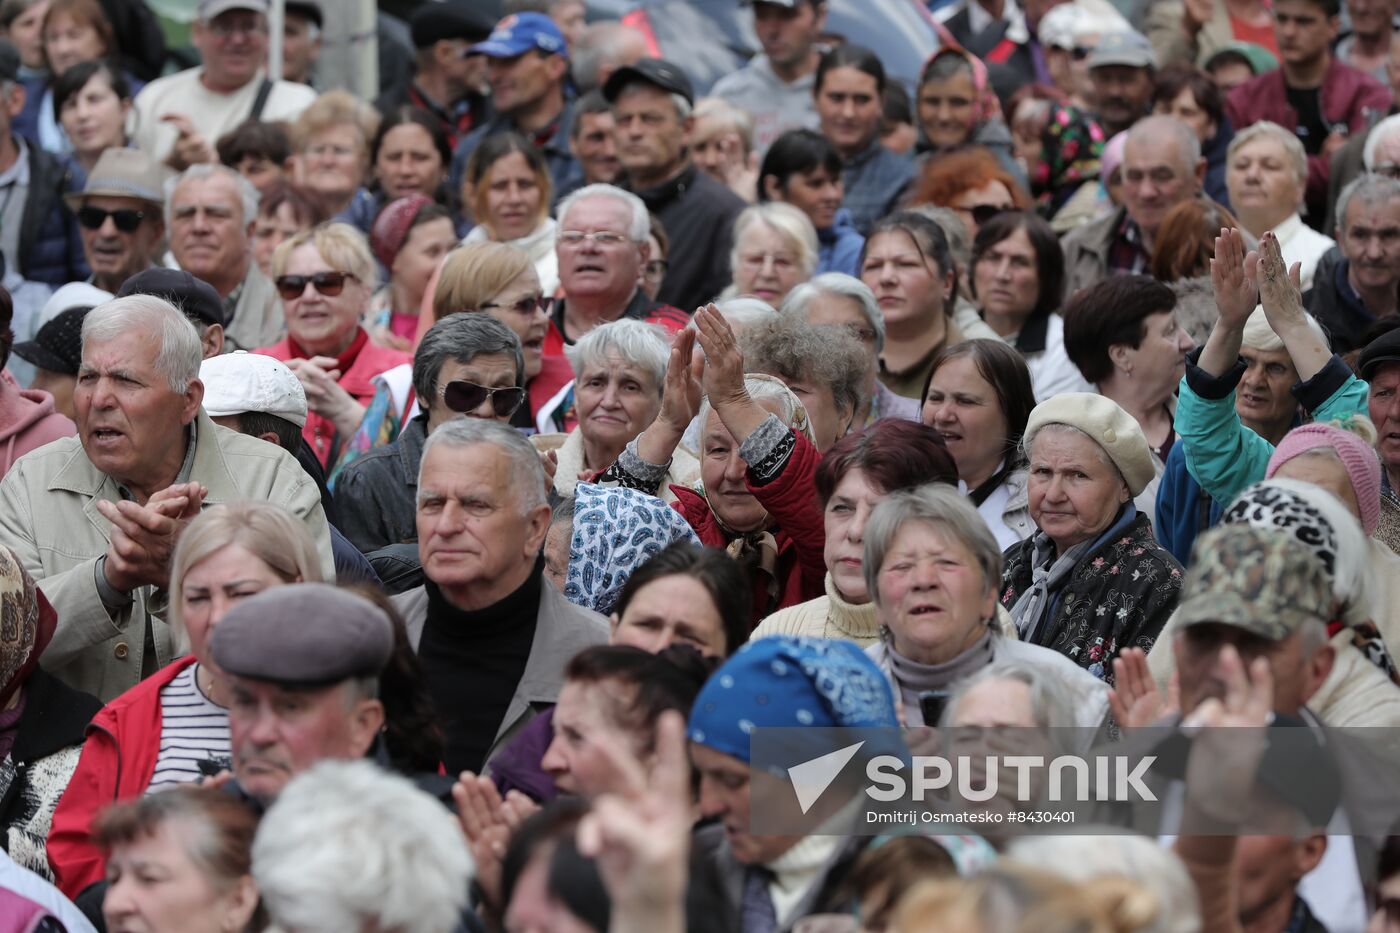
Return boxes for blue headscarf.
[564,482,700,615]
[688,636,899,764]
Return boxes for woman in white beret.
[1000,393,1184,682]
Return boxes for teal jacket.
[1176,348,1369,508]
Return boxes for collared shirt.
[0,136,31,281]
[1107,213,1151,276]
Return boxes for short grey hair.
[782,272,886,354]
[412,314,524,405]
[715,297,778,329]
[731,202,820,280]
[82,295,202,394]
[419,418,547,514]
[741,315,870,422]
[252,760,473,933]
[1227,121,1307,189]
[556,183,650,242]
[696,374,802,438]
[611,76,691,120]
[1335,173,1400,235]
[693,97,755,154]
[863,484,1003,605]
[944,660,1082,729]
[165,163,261,228]
[572,22,637,93]
[1127,114,1202,175]
[564,318,669,391]
[1364,113,1400,171]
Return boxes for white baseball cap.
[200,351,308,428]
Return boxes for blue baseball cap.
[470,12,568,60]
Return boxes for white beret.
[1024,393,1156,496]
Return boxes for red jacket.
[254,332,412,467]
[47,656,198,898]
[1225,57,1389,215]
[668,430,827,625]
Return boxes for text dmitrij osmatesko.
[864,755,1158,803]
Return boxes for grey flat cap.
[211,584,394,686]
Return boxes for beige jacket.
[1145,0,1236,69]
[0,411,334,702]
[225,264,286,352]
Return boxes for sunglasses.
[78,206,146,232]
[969,204,1014,226]
[480,294,552,317]
[275,271,357,301]
[440,380,526,418]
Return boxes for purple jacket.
[489,707,559,803]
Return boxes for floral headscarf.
[1032,105,1105,213]
[564,483,701,615]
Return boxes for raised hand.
[693,304,747,409]
[658,327,704,433]
[1108,648,1178,730]
[452,772,539,914]
[1210,227,1258,331]
[1180,645,1274,828]
[1251,231,1305,330]
[288,357,366,437]
[160,113,215,170]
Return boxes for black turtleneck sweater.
[419,560,542,773]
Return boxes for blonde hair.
[168,503,324,650]
[292,89,381,173]
[271,222,378,292]
[893,862,1160,933]
[432,241,535,321]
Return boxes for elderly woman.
[1001,394,1183,681]
[861,211,998,401]
[968,211,1090,401]
[256,222,413,467]
[98,787,261,933]
[723,202,818,307]
[0,544,99,881]
[783,272,917,426]
[52,58,130,181]
[753,420,957,646]
[602,305,826,623]
[1226,121,1334,291]
[534,319,695,500]
[47,504,322,899]
[908,147,1030,242]
[741,312,868,452]
[759,128,864,277]
[913,49,1020,182]
[291,89,382,231]
[863,484,1110,724]
[922,339,1038,550]
[1062,275,1195,519]
[366,196,457,350]
[461,133,559,295]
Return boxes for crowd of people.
[1,0,1400,929]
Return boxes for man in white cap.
[66,149,167,295]
[132,0,317,170]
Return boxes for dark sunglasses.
[275,271,357,300]
[969,204,1013,226]
[77,206,146,232]
[440,380,526,418]
[480,294,552,317]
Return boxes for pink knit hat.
[1265,421,1382,535]
[370,194,434,270]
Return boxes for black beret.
[410,1,496,49]
[1360,327,1400,381]
[117,268,227,329]
[210,584,394,686]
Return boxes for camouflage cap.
[1176,525,1333,640]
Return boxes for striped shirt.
[147,664,231,791]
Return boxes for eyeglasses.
[968,204,1014,226]
[275,271,357,300]
[207,17,267,39]
[439,380,527,418]
[78,206,146,232]
[480,294,552,317]
[557,230,632,248]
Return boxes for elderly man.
[0,296,333,702]
[374,1,494,150]
[336,315,525,554]
[211,584,394,807]
[167,164,283,351]
[393,419,607,774]
[1088,30,1159,136]
[449,12,579,198]
[1062,115,1207,296]
[1307,174,1400,351]
[132,0,316,169]
[117,268,226,359]
[605,59,746,312]
[1322,41,1400,230]
[711,0,826,151]
[64,149,165,294]
[1359,333,1400,531]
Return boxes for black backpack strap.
[249,78,274,122]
